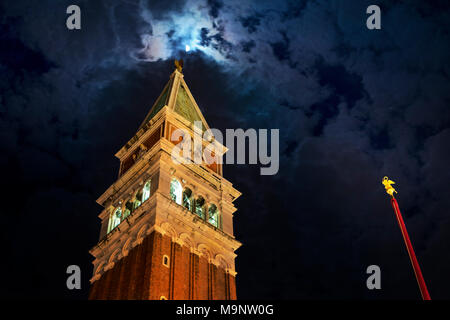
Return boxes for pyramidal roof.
[139,68,210,132]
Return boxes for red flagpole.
[390,196,431,300]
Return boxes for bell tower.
[88,62,242,300]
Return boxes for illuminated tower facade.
[88,63,242,300]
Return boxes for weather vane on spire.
[174,59,183,73]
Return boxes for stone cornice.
[158,140,239,202]
[96,141,164,208]
[98,136,240,210]
[90,191,241,283]
[115,106,168,159]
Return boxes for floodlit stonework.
[88,66,242,300]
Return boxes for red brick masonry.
[89,231,236,300]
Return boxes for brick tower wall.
[88,231,236,300]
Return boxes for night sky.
[1,0,450,300]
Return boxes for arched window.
[123,200,133,219]
[134,190,142,210]
[126,200,134,212]
[108,207,122,233]
[208,204,219,228]
[195,196,205,219]
[142,180,151,202]
[183,188,192,211]
[162,255,170,267]
[170,178,182,205]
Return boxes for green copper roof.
[174,85,205,131]
[139,73,208,132]
[140,83,170,128]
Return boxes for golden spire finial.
[382,176,397,197]
[174,59,183,73]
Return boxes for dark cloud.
[207,0,223,19]
[270,31,290,62]
[239,14,261,33]
[315,60,365,109]
[143,0,186,20]
[282,0,308,20]
[240,40,255,53]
